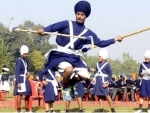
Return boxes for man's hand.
[37,28,44,35]
[42,80,48,85]
[102,83,109,88]
[27,72,30,77]
[115,36,123,42]
[141,72,144,76]
[18,84,21,90]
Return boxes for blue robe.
[44,20,115,71]
[13,58,31,96]
[39,69,58,102]
[139,62,150,97]
[75,81,85,98]
[92,61,112,96]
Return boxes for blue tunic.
[132,79,140,88]
[13,58,31,96]
[44,20,115,71]
[109,80,117,88]
[92,61,112,96]
[115,79,126,88]
[39,69,58,102]
[139,62,150,97]
[44,20,115,49]
[75,81,85,98]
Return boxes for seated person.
[109,75,117,97]
[111,74,127,102]
[132,74,141,92]
[126,75,136,102]
[88,74,95,101]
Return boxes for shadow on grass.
[21,106,39,112]
[94,109,109,113]
[69,108,80,112]
[133,108,148,112]
[22,106,62,112]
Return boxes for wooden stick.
[14,28,86,39]
[89,27,150,49]
[122,27,150,38]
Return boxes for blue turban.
[119,74,123,78]
[74,1,91,18]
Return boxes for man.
[13,45,32,113]
[109,75,117,97]
[37,1,123,100]
[126,75,136,102]
[111,74,127,102]
[0,65,10,93]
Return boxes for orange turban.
[132,73,137,79]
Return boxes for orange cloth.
[132,73,137,79]
[29,75,35,80]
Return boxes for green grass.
[0,106,148,112]
[1,86,148,112]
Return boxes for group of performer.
[12,1,150,113]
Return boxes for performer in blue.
[92,48,115,113]
[37,0,122,101]
[13,45,32,113]
[38,68,58,113]
[135,50,150,113]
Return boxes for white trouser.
[57,62,89,79]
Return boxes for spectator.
[88,74,95,101]
[109,75,117,97]
[111,74,127,102]
[0,65,10,92]
[126,75,135,102]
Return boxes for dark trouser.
[109,87,114,97]
[112,88,127,101]
[127,88,135,100]
[89,88,95,101]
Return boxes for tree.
[0,37,11,72]
[28,50,45,74]
[121,53,140,76]
[0,21,56,74]
[107,58,122,76]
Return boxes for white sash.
[141,63,150,80]
[18,58,27,92]
[45,70,58,96]
[95,62,108,83]
[64,20,88,49]
[44,21,88,59]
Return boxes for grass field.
[0,86,148,112]
[0,106,148,112]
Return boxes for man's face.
[98,56,105,62]
[145,58,150,63]
[76,12,86,24]
[22,53,28,59]
[112,78,115,81]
